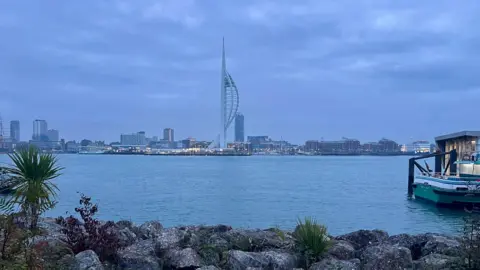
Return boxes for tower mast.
[220,37,226,148]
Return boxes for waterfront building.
[163,128,174,142]
[182,137,196,149]
[47,129,59,143]
[210,38,239,149]
[305,140,320,152]
[65,141,80,153]
[10,120,20,142]
[234,113,244,142]
[120,131,146,145]
[32,119,48,141]
[412,140,431,154]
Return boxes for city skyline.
[1,1,479,143]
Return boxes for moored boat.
[411,131,480,207]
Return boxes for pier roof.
[435,131,480,142]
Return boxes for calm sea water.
[0,154,467,235]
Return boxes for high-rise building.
[120,131,146,145]
[218,38,239,148]
[47,129,59,142]
[234,113,244,142]
[163,128,174,142]
[10,120,20,142]
[32,119,48,141]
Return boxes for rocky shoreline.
[34,217,466,270]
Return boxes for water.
[0,154,467,235]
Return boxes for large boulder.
[117,240,161,270]
[361,244,412,270]
[387,233,429,260]
[72,250,104,270]
[421,234,462,257]
[138,221,163,239]
[328,240,356,260]
[227,250,269,270]
[223,229,293,252]
[197,266,220,270]
[226,250,296,270]
[336,230,389,250]
[310,258,360,270]
[117,227,138,247]
[155,228,187,251]
[413,253,464,270]
[164,248,202,269]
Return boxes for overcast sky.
[1,0,479,144]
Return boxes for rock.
[31,237,74,268]
[328,240,356,260]
[72,250,104,270]
[196,266,220,270]
[198,245,221,266]
[387,233,429,260]
[165,248,202,269]
[413,253,464,270]
[361,244,412,270]
[117,227,138,247]
[116,220,135,230]
[310,258,361,270]
[262,251,297,269]
[155,228,187,251]
[138,221,163,239]
[224,229,293,252]
[117,240,160,270]
[336,230,389,249]
[38,217,68,242]
[226,250,296,270]
[421,234,462,257]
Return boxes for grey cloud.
[0,0,479,143]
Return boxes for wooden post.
[408,158,415,196]
[450,149,457,175]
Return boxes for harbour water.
[0,154,467,235]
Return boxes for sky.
[1,0,480,144]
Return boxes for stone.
[387,233,429,260]
[413,253,464,270]
[310,258,361,270]
[262,251,297,269]
[421,234,462,257]
[227,250,270,269]
[138,221,163,239]
[336,229,389,249]
[224,229,293,252]
[155,227,187,251]
[226,250,296,270]
[72,250,104,270]
[117,239,160,270]
[117,227,138,247]
[165,248,202,269]
[328,240,356,260]
[196,266,220,270]
[361,244,412,270]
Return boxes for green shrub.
[293,217,330,265]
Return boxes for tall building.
[32,119,48,141]
[163,128,174,142]
[234,113,244,142]
[218,38,239,148]
[46,129,59,142]
[10,120,20,142]
[120,131,146,145]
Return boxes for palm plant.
[0,146,63,230]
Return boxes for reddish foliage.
[57,194,119,261]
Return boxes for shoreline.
[30,217,466,270]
